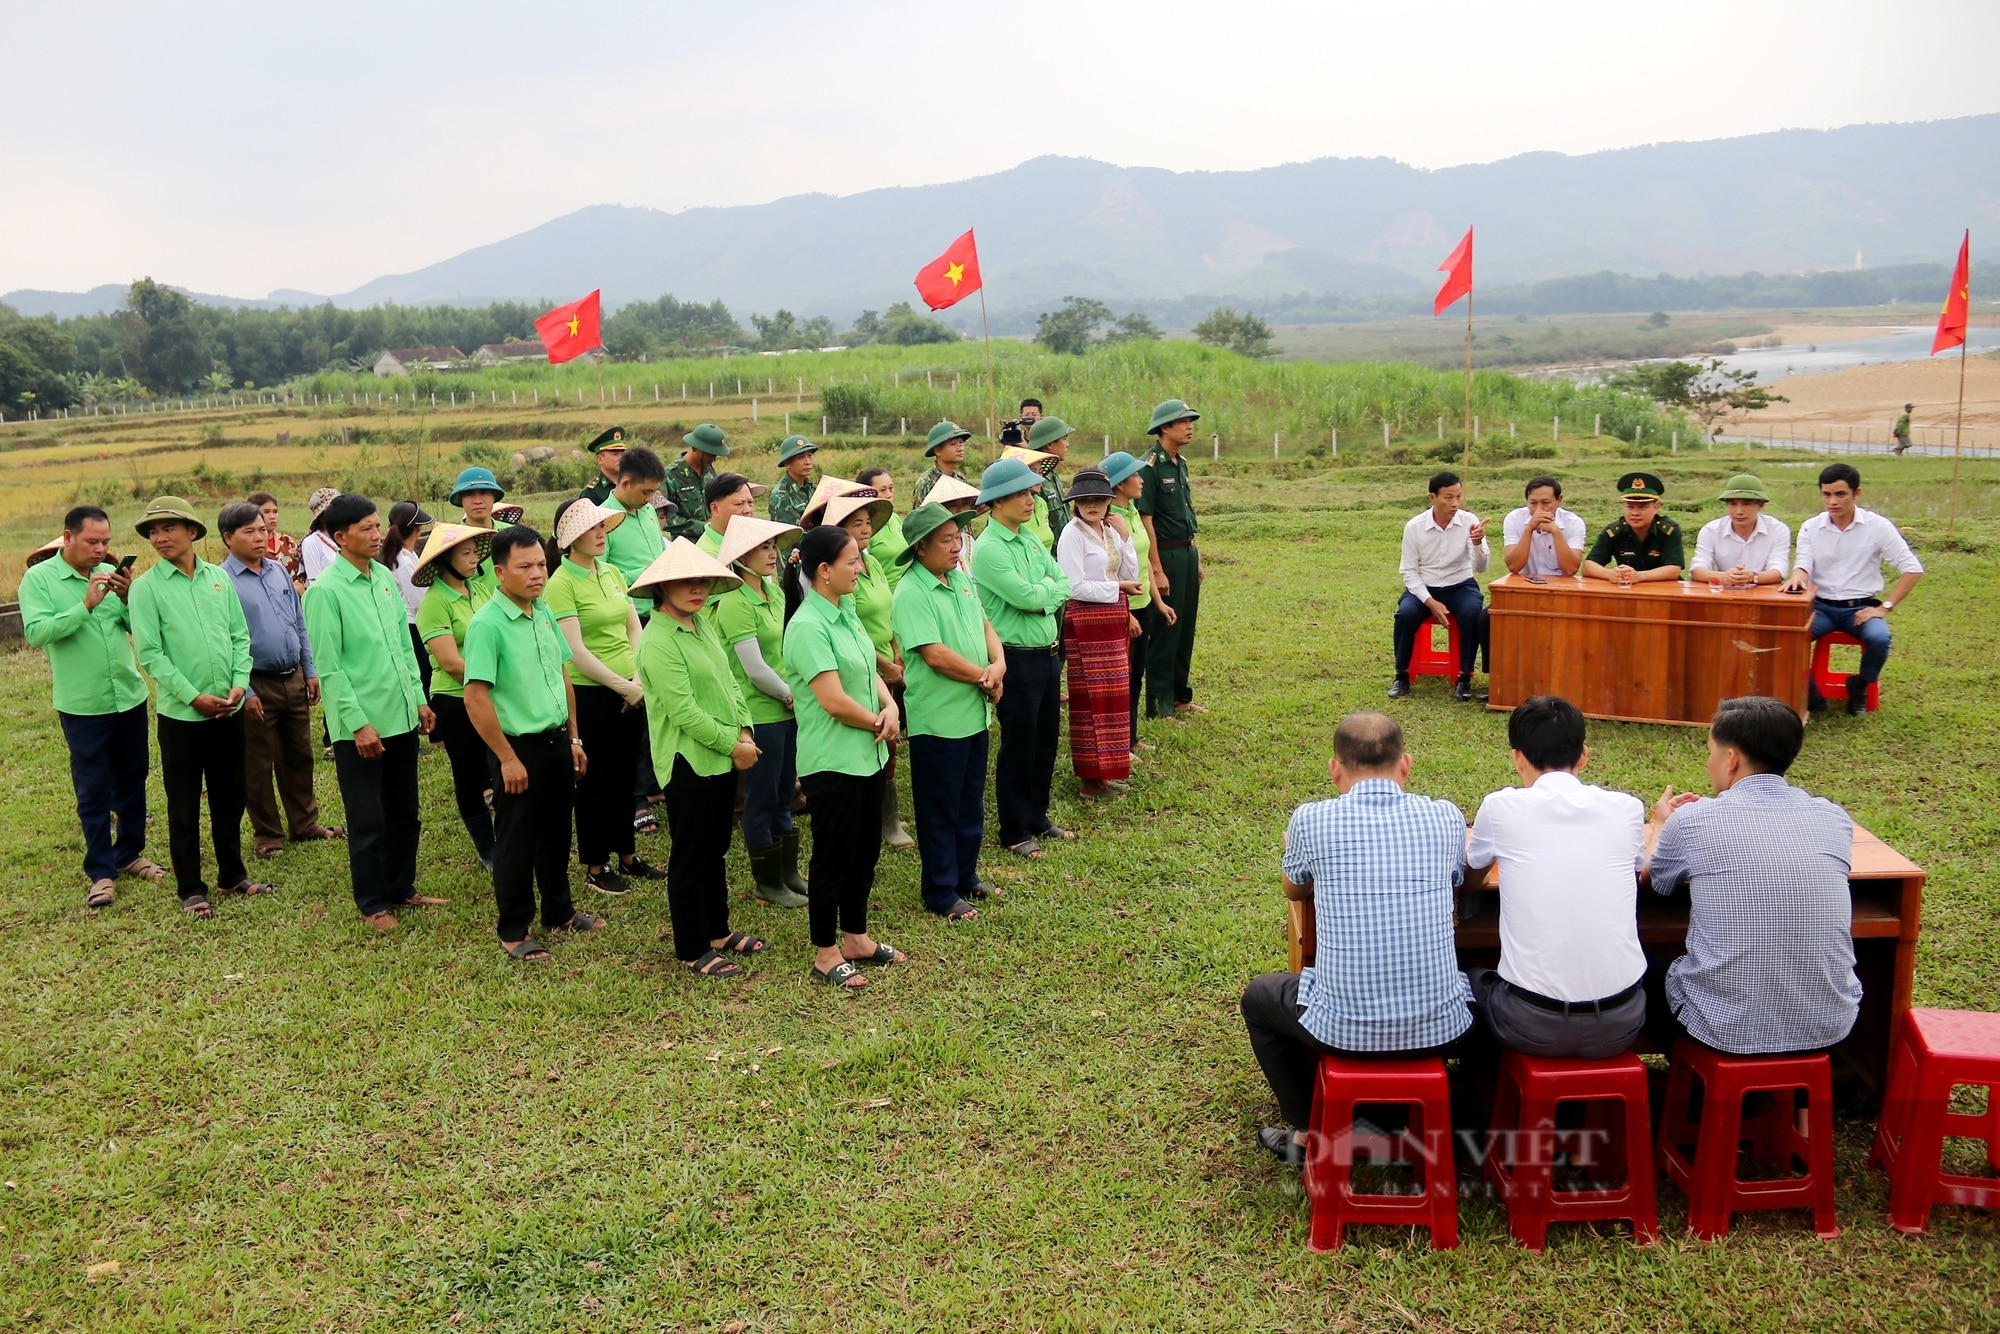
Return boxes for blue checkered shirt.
[1648,773,1861,1054]
[1284,779,1473,1051]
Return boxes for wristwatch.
[1882,601,1895,613]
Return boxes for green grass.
[2,450,1998,1330]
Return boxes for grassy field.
[2,431,1998,1329]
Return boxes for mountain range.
[9,114,1997,323]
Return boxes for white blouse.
[1056,518,1138,605]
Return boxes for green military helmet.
[1146,398,1201,435]
[925,420,974,456]
[684,422,729,457]
[1617,471,1666,500]
[1026,416,1074,450]
[893,502,975,566]
[777,434,818,464]
[135,496,208,540]
[587,425,627,454]
[1717,473,1769,502]
[977,457,1043,506]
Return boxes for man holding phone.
[19,506,157,909]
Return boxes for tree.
[876,302,958,346]
[1104,313,1161,345]
[1034,297,1114,355]
[1608,356,1787,439]
[202,366,234,394]
[120,277,212,392]
[1193,307,1275,357]
[0,310,80,413]
[751,308,803,350]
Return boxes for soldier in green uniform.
[1025,416,1074,546]
[912,421,973,507]
[1135,399,1205,718]
[579,425,627,505]
[1581,472,1685,583]
[1892,403,1913,455]
[769,435,817,525]
[661,423,728,544]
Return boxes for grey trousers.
[1468,967,1646,1060]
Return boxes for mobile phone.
[1780,585,1803,595]
[1524,575,1546,585]
[117,554,137,572]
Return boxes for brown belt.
[1157,539,1196,550]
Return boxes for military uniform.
[768,473,813,525]
[913,465,964,508]
[914,421,974,508]
[1135,400,1203,717]
[1586,472,1685,573]
[579,425,627,506]
[580,474,614,506]
[660,459,712,543]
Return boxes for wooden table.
[1486,574,1814,726]
[1285,824,1924,1110]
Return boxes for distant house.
[474,341,549,365]
[373,346,468,377]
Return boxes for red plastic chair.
[1483,1049,1659,1251]
[1810,631,1879,711]
[1305,1054,1459,1251]
[1409,614,1461,683]
[1869,1008,2000,1234]
[1656,1041,1838,1240]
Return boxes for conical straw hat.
[1000,445,1056,466]
[924,474,982,507]
[801,474,872,521]
[554,498,627,551]
[410,522,493,587]
[628,536,742,594]
[819,492,892,532]
[717,516,802,568]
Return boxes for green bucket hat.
[1146,399,1201,435]
[1026,416,1074,450]
[587,425,627,454]
[925,420,973,456]
[1718,473,1770,502]
[684,423,729,457]
[135,496,207,541]
[893,502,975,566]
[977,457,1043,506]
[777,434,818,464]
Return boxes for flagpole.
[1950,333,1967,536]
[979,281,997,459]
[1463,287,1474,469]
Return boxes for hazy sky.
[5,0,1995,298]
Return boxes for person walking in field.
[19,505,160,909]
[1892,403,1913,454]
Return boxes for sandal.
[255,845,284,861]
[310,826,346,840]
[180,896,213,919]
[362,910,399,932]
[686,949,744,980]
[943,900,979,922]
[400,892,449,906]
[86,879,116,909]
[717,931,768,956]
[633,809,660,835]
[503,937,550,961]
[224,880,278,897]
[1038,824,1077,841]
[121,857,166,883]
[562,911,606,933]
[812,959,868,989]
[1005,838,1044,861]
[1175,702,1209,715]
[844,941,906,967]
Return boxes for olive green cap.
[1146,399,1200,434]
[685,423,729,457]
[587,425,627,453]
[1026,416,1074,450]
[893,502,975,566]
[135,496,207,540]
[1717,473,1769,502]
[925,420,973,455]
[1617,471,1665,500]
[777,434,818,464]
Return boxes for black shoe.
[1846,674,1869,716]
[1453,675,1474,702]
[1256,1127,1306,1168]
[1807,685,1827,713]
[619,856,665,881]
[586,868,631,896]
[1387,675,1411,699]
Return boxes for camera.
[998,417,1033,447]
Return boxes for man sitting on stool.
[1465,695,1647,1059]
[1691,474,1789,587]
[1782,463,1923,715]
[1390,470,1487,701]
[1242,712,1473,1166]
[1582,472,1683,583]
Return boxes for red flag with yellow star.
[535,290,603,364]
[1931,231,1970,355]
[913,230,982,311]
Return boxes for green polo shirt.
[127,557,253,723]
[1136,445,1198,542]
[971,519,1071,648]
[872,511,910,588]
[638,610,750,777]
[302,554,425,742]
[462,593,573,736]
[415,578,491,699]
[603,494,667,614]
[1024,494,1054,552]
[892,565,991,739]
[852,546,896,659]
[710,575,791,726]
[542,557,635,685]
[697,524,725,558]
[18,555,148,716]
[785,590,887,778]
[1112,502,1152,610]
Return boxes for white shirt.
[1399,507,1489,601]
[1056,517,1138,604]
[1467,770,1647,1002]
[391,547,425,622]
[1502,505,1588,577]
[1794,507,1923,599]
[1693,512,1792,577]
[301,530,339,584]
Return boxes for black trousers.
[331,728,422,917]
[573,684,640,868]
[408,623,433,700]
[1466,967,1647,1061]
[489,731,576,942]
[664,756,736,961]
[1145,544,1201,715]
[1241,972,1470,1130]
[994,646,1061,847]
[1393,579,1486,676]
[59,703,150,885]
[801,766,885,949]
[428,695,493,858]
[1128,603,1153,739]
[156,712,248,900]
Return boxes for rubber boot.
[470,814,496,873]
[881,778,915,850]
[749,843,807,909]
[778,829,810,897]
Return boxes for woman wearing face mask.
[1055,467,1139,798]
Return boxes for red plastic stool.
[1304,1054,1459,1251]
[1810,632,1879,711]
[1868,1008,2000,1234]
[1409,614,1461,683]
[1483,1049,1659,1251]
[1656,1041,1838,1240]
